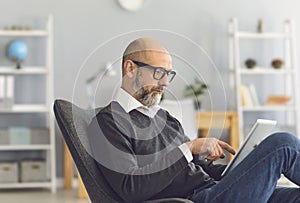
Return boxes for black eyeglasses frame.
[131,60,176,82]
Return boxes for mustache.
[151,86,164,92]
[137,86,164,100]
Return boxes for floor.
[0,179,297,203]
[0,189,90,203]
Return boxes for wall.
[0,0,300,177]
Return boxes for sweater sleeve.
[192,155,227,180]
[87,111,189,203]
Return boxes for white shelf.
[0,145,51,151]
[229,18,300,142]
[0,15,56,192]
[241,105,296,112]
[0,30,48,37]
[0,182,51,189]
[0,66,48,75]
[0,104,48,113]
[235,31,288,39]
[239,68,294,75]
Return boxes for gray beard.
[133,71,162,107]
[140,91,162,107]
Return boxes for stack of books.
[240,84,260,107]
[0,76,14,109]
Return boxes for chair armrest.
[143,198,193,203]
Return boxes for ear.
[123,60,135,78]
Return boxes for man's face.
[133,68,163,107]
[132,51,173,107]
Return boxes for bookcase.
[228,18,300,143]
[0,15,56,192]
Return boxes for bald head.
[122,38,170,71]
[121,38,173,106]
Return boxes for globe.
[7,40,28,69]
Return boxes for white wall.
[1,0,299,108]
[1,0,300,176]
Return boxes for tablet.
[221,119,277,177]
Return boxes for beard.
[133,71,163,107]
[139,90,162,107]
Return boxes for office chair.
[53,99,193,203]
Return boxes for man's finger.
[218,141,236,155]
[217,144,226,159]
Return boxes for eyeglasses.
[132,60,176,82]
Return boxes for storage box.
[0,162,18,183]
[20,160,47,182]
[0,129,9,145]
[8,127,31,145]
[31,128,50,144]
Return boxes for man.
[88,38,300,203]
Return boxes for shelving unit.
[0,15,56,192]
[0,182,52,189]
[228,18,300,142]
[0,67,48,74]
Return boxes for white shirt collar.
[114,88,161,118]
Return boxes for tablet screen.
[221,119,277,177]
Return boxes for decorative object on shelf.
[266,95,290,105]
[257,18,263,33]
[271,59,284,69]
[183,79,208,110]
[6,40,28,69]
[118,0,144,11]
[245,58,256,69]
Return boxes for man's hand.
[186,138,236,161]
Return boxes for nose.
[158,74,169,87]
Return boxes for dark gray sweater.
[88,101,226,203]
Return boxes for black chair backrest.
[53,99,122,203]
